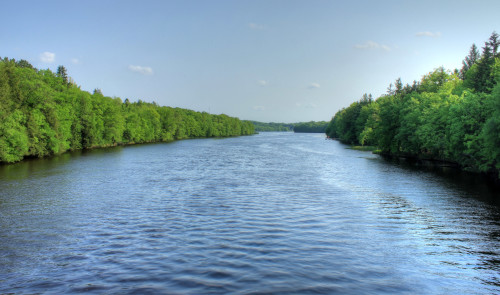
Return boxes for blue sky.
[2,0,500,122]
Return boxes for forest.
[326,32,500,177]
[293,121,329,133]
[0,58,254,163]
[251,121,328,133]
[251,121,294,132]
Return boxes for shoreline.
[332,138,500,188]
[0,134,255,166]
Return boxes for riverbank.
[0,58,254,164]
[2,133,256,166]
[325,32,500,180]
[349,141,500,186]
[330,135,500,186]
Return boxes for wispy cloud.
[71,58,80,64]
[416,31,441,38]
[258,80,269,86]
[128,65,153,75]
[308,83,320,89]
[248,23,265,30]
[253,106,265,111]
[354,41,391,51]
[40,51,55,63]
[296,102,318,109]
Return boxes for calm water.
[1,132,499,294]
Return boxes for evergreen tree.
[488,31,499,57]
[386,83,394,95]
[394,78,403,95]
[325,32,500,176]
[460,43,480,80]
[411,80,420,92]
[17,59,34,69]
[475,42,495,92]
[56,65,69,86]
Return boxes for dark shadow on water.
[0,146,126,182]
[379,156,500,206]
[0,152,75,181]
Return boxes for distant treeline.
[293,121,329,133]
[251,121,294,132]
[251,121,328,133]
[326,32,500,176]
[0,58,254,163]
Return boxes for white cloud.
[253,106,265,111]
[128,65,153,75]
[308,83,320,89]
[248,23,265,30]
[416,31,441,38]
[40,51,55,63]
[354,41,391,51]
[296,102,318,109]
[258,80,269,86]
[71,58,80,64]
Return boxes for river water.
[0,132,499,294]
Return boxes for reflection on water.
[0,133,499,294]
[379,156,500,205]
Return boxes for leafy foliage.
[0,58,254,163]
[326,32,500,176]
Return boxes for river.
[0,132,499,294]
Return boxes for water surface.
[1,133,499,294]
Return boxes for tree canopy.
[0,58,254,163]
[326,32,500,177]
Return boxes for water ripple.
[0,134,499,294]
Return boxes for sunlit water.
[1,133,499,294]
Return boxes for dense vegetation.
[251,121,294,132]
[326,32,500,176]
[252,121,328,133]
[293,121,329,133]
[0,58,254,163]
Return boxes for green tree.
[56,65,69,86]
[0,110,29,162]
[460,43,480,80]
[488,31,499,57]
